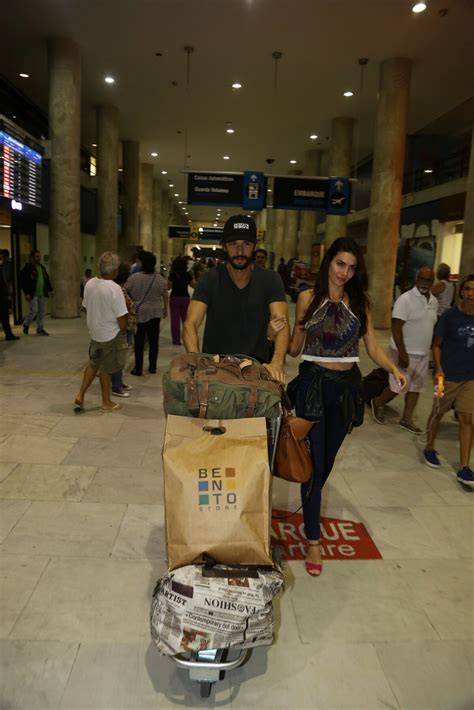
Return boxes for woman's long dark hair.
[303,237,370,335]
[171,256,188,275]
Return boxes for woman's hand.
[268,315,287,341]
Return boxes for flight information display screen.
[0,119,43,208]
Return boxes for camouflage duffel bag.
[162,353,282,419]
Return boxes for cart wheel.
[199,681,212,698]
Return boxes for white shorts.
[388,347,429,394]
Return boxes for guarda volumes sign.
[187,172,244,207]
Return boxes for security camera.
[265,158,275,164]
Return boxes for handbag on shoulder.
[273,413,315,483]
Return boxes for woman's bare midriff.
[313,360,355,372]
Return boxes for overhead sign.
[200,227,223,241]
[326,176,351,215]
[187,172,243,207]
[168,225,190,239]
[272,175,351,214]
[242,171,266,211]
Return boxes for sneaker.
[37,329,49,336]
[22,324,29,335]
[112,388,130,398]
[456,467,474,488]
[424,449,441,468]
[370,398,385,424]
[5,334,19,341]
[122,383,132,391]
[399,420,423,434]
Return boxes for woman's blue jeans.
[295,374,349,541]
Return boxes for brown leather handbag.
[273,414,315,483]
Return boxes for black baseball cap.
[222,214,257,243]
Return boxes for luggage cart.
[169,416,281,698]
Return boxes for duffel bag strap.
[187,369,200,416]
[198,379,210,418]
[244,386,259,417]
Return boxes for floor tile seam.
[0,550,162,565]
[0,498,128,511]
[56,640,82,710]
[7,555,53,639]
[0,498,34,545]
[110,504,134,559]
[0,462,20,488]
[372,642,403,710]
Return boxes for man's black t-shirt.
[192,264,286,362]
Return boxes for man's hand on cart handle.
[263,361,285,384]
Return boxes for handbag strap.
[134,272,156,309]
[271,474,314,520]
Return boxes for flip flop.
[73,400,84,411]
[100,403,122,413]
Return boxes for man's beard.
[228,255,252,270]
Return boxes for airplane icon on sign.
[331,196,345,206]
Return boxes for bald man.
[371,267,438,432]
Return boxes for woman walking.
[167,256,196,345]
[288,237,407,577]
[126,251,168,376]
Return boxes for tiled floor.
[0,311,472,709]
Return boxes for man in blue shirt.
[424,274,474,486]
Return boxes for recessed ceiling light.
[290,160,297,164]
[223,156,230,160]
[150,152,158,157]
[118,168,123,172]
[424,169,433,173]
[344,91,354,97]
[174,193,179,197]
[92,143,97,147]
[267,188,272,193]
[161,170,167,175]
[104,76,115,84]
[310,134,318,140]
[231,82,242,89]
[226,128,235,134]
[19,73,29,78]
[213,223,218,227]
[178,201,183,204]
[412,2,427,12]
[169,183,174,188]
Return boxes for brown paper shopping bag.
[163,415,272,571]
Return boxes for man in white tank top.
[432,263,455,317]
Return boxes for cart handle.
[172,648,249,671]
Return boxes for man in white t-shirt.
[74,252,128,412]
[371,267,438,432]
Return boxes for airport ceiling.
[1,0,474,226]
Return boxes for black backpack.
[361,368,388,405]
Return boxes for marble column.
[299,149,323,261]
[460,126,474,273]
[96,105,119,257]
[325,117,354,246]
[366,58,412,328]
[121,140,140,259]
[152,179,162,261]
[139,163,153,251]
[161,188,170,265]
[273,209,286,266]
[47,38,81,318]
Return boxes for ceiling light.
[150,152,158,157]
[424,169,433,173]
[412,2,427,12]
[231,82,242,89]
[19,73,29,78]
[267,188,272,193]
[290,160,297,164]
[178,201,183,204]
[213,223,218,227]
[344,91,354,97]
[226,128,235,134]
[92,143,97,147]
[174,193,179,197]
[118,168,123,172]
[223,155,230,160]
[104,76,115,84]
[310,134,318,140]
[169,183,174,187]
[161,170,167,175]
